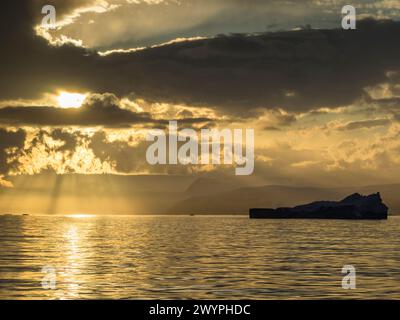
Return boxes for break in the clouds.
[0,94,150,127]
[33,0,400,50]
[0,93,211,127]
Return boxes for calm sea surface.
[0,215,399,299]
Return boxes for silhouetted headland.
[249,193,388,220]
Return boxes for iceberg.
[249,193,388,219]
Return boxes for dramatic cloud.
[96,20,400,115]
[2,1,400,189]
[3,2,400,116]
[33,0,400,49]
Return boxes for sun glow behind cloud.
[57,92,87,108]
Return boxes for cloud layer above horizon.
[1,1,400,187]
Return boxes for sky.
[1,0,400,196]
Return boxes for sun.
[57,92,87,108]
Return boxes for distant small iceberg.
[250,193,388,220]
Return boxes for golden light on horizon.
[65,214,97,219]
[57,92,87,108]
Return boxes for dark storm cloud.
[2,2,400,117]
[113,19,400,115]
[0,2,93,99]
[0,129,26,174]
[50,128,81,151]
[38,0,400,50]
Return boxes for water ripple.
[0,215,399,299]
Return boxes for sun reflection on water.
[1,216,400,299]
[56,222,91,299]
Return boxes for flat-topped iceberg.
[249,193,388,220]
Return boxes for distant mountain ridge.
[172,182,400,215]
[250,193,388,219]
[1,174,400,215]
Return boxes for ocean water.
[0,214,399,299]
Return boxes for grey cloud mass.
[2,2,400,117]
[2,1,400,187]
[0,129,26,174]
[34,0,400,50]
